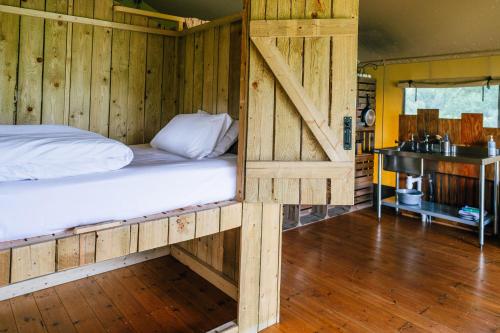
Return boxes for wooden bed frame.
[0,0,359,331]
[0,200,242,284]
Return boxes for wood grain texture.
[330,0,358,205]
[227,22,242,119]
[79,232,96,265]
[250,18,357,37]
[258,203,282,330]
[223,228,240,281]
[69,0,93,130]
[246,0,358,205]
[57,235,79,271]
[192,31,204,112]
[0,202,241,286]
[301,0,331,205]
[42,0,68,125]
[126,15,148,144]
[96,226,131,262]
[0,299,17,333]
[11,241,56,283]
[1,3,219,146]
[398,115,418,141]
[11,293,46,333]
[182,33,195,113]
[438,118,461,143]
[109,12,131,142]
[416,108,439,139]
[195,208,221,238]
[220,202,243,232]
[89,0,112,136]
[161,36,180,126]
[217,24,231,114]
[34,288,77,333]
[1,4,241,148]
[0,0,20,125]
[461,113,484,145]
[202,27,216,113]
[266,209,500,333]
[273,0,302,204]
[0,249,10,286]
[16,0,45,125]
[129,223,139,253]
[245,0,275,203]
[138,218,169,252]
[238,202,263,332]
[169,213,196,244]
[0,256,237,333]
[144,20,164,142]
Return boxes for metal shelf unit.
[375,146,500,249]
[382,196,492,227]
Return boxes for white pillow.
[151,113,232,159]
[208,120,239,157]
[197,110,233,146]
[0,125,134,182]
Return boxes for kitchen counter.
[374,146,500,165]
[374,145,500,249]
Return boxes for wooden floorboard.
[267,207,500,333]
[4,208,500,332]
[1,256,236,333]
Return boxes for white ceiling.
[143,0,500,62]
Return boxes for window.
[404,86,500,128]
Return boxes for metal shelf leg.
[377,153,382,222]
[479,164,485,249]
[395,172,400,214]
[495,161,499,236]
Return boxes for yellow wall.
[368,55,500,186]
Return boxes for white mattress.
[0,145,236,242]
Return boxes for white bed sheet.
[0,145,236,242]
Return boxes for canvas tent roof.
[142,0,500,62]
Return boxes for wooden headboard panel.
[0,0,242,144]
[173,21,242,120]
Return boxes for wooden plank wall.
[163,21,243,281]
[176,21,242,118]
[399,110,499,214]
[245,0,359,206]
[0,0,176,145]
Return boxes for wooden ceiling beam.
[0,4,181,36]
[113,5,185,31]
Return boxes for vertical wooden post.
[238,203,282,332]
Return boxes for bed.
[0,144,237,242]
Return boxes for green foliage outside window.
[404,86,500,128]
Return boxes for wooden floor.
[266,208,500,333]
[3,208,500,332]
[0,256,236,333]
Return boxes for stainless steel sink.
[380,146,440,175]
[383,153,422,175]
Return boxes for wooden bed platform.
[0,201,242,294]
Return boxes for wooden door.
[243,0,359,205]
